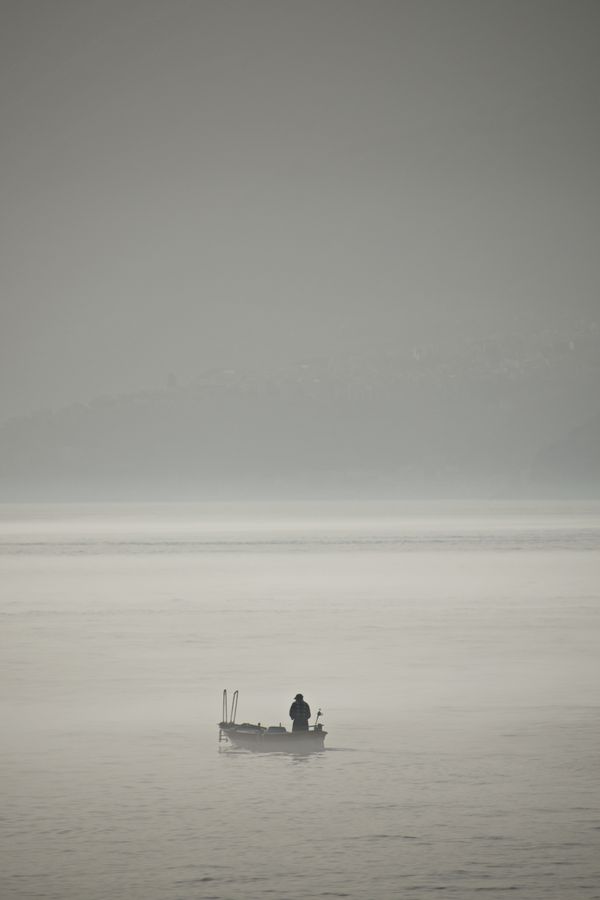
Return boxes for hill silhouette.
[1,324,598,500]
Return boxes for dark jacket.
[289,699,311,723]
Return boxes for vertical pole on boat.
[222,689,228,724]
[231,690,239,724]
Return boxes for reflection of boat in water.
[219,690,327,752]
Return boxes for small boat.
[218,690,327,752]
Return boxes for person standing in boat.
[289,693,311,732]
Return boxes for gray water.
[1,502,600,900]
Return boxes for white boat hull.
[219,724,327,753]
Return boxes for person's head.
[294,693,304,700]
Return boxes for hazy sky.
[2,0,599,422]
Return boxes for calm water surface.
[1,502,600,900]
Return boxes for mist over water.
[2,502,599,899]
[3,2,600,895]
